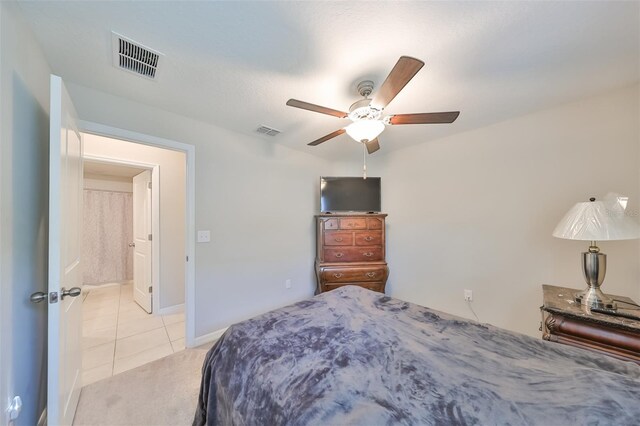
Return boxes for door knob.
[30,292,47,303]
[128,242,135,247]
[61,287,81,300]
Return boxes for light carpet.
[74,344,213,426]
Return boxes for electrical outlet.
[285,279,292,289]
[464,289,473,302]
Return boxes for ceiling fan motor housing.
[349,98,382,121]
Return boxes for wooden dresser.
[315,213,388,293]
[541,284,640,364]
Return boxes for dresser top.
[316,213,387,217]
[542,284,640,332]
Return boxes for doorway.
[82,159,145,297]
[45,76,196,424]
[80,136,188,386]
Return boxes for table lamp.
[552,195,639,310]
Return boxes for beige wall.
[0,1,51,423]
[83,134,186,310]
[364,85,640,337]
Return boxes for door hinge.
[148,182,152,189]
[148,286,152,293]
[148,234,152,241]
[49,292,58,304]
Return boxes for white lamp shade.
[552,199,640,241]
[345,120,385,142]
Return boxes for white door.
[133,170,152,313]
[48,75,84,426]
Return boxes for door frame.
[78,121,196,347]
[83,155,160,313]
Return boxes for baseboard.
[192,327,228,348]
[156,303,184,315]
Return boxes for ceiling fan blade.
[388,111,460,125]
[365,138,380,154]
[286,99,348,118]
[370,56,425,110]
[307,128,346,146]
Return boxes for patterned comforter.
[194,286,640,425]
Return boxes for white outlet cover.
[464,289,473,301]
[197,230,211,243]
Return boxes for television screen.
[320,177,381,213]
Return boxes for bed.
[194,286,640,425]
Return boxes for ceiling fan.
[286,56,460,154]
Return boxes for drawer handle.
[333,273,343,278]
[334,237,343,242]
[347,222,354,227]
[365,272,376,278]
[364,236,374,241]
[362,252,374,257]
[334,252,344,258]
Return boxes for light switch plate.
[197,230,211,243]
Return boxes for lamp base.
[575,248,617,310]
[575,287,617,310]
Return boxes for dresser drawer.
[323,282,385,293]
[323,218,339,230]
[323,231,353,246]
[323,246,383,262]
[355,231,382,246]
[321,266,388,283]
[339,218,367,230]
[367,218,383,229]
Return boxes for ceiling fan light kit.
[345,120,385,143]
[286,55,460,153]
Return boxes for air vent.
[112,32,163,80]
[256,125,281,137]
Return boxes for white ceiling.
[18,1,640,159]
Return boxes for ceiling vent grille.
[256,125,281,136]
[112,32,163,80]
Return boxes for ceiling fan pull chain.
[363,143,367,179]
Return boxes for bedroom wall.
[0,1,51,424]
[83,134,186,310]
[66,83,335,339]
[365,84,640,337]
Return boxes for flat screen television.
[320,176,381,213]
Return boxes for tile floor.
[82,282,185,386]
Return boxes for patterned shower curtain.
[83,190,133,285]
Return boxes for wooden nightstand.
[541,285,640,364]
